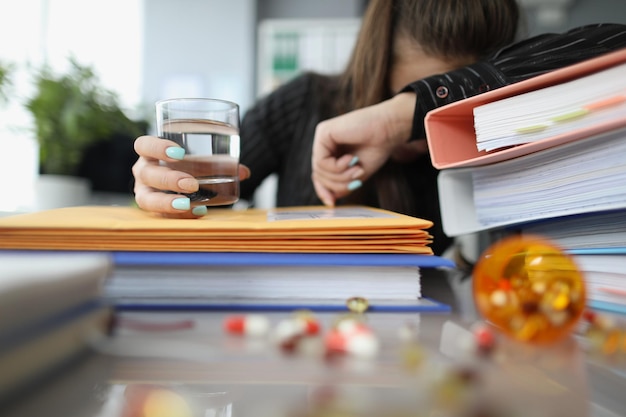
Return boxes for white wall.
[140,0,257,127]
[522,0,626,35]
[257,0,365,20]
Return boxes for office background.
[0,0,625,212]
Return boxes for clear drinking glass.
[156,98,240,206]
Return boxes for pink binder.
[425,48,626,170]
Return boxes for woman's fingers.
[132,135,198,217]
[134,135,184,162]
[311,168,357,202]
[133,134,252,218]
[133,183,199,218]
[311,147,361,206]
[313,153,364,182]
[132,159,198,194]
[238,164,251,181]
[312,176,337,207]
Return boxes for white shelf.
[256,18,361,97]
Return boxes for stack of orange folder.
[0,205,434,254]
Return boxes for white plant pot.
[35,174,91,211]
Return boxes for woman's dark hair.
[336,0,520,247]
[338,0,520,111]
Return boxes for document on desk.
[438,127,626,236]
[105,252,454,313]
[0,205,435,254]
[425,48,626,169]
[473,62,626,152]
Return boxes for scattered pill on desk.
[400,342,426,371]
[346,296,369,313]
[273,319,306,354]
[272,313,323,355]
[325,319,379,358]
[582,309,597,323]
[472,324,496,356]
[593,313,616,331]
[273,318,304,340]
[579,310,626,358]
[397,321,419,342]
[431,366,480,412]
[325,329,379,359]
[601,328,622,356]
[142,388,193,417]
[223,314,270,337]
[293,310,322,335]
[274,314,320,339]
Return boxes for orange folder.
[425,48,626,169]
[0,205,434,254]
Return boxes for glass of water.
[156,98,240,206]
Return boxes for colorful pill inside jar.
[473,235,586,344]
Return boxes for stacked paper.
[425,48,626,169]
[437,127,626,236]
[472,127,626,227]
[0,205,434,254]
[520,210,626,250]
[474,62,626,152]
[570,253,626,312]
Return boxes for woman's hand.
[132,135,250,218]
[311,92,418,206]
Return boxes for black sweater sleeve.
[238,74,314,201]
[402,23,626,141]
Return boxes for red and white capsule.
[273,316,320,342]
[325,320,379,358]
[223,314,270,337]
[295,315,321,336]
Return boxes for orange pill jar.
[473,235,586,344]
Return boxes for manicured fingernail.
[171,197,190,210]
[166,147,185,160]
[178,178,198,192]
[347,180,362,191]
[351,168,364,179]
[192,206,208,216]
[348,156,359,167]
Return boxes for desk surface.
[3,309,626,417]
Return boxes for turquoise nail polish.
[348,180,362,191]
[166,147,185,160]
[348,156,359,167]
[171,197,190,210]
[192,206,208,216]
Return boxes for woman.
[311,23,626,208]
[133,0,521,255]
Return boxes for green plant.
[0,60,13,104]
[25,58,144,176]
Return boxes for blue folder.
[0,250,455,313]
[112,251,455,268]
[111,251,455,313]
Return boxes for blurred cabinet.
[256,18,361,97]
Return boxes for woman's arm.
[311,92,416,206]
[311,23,626,206]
